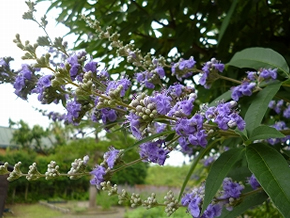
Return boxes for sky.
[0,0,75,128]
[0,0,190,166]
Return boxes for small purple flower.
[201,203,222,218]
[247,71,257,81]
[103,147,120,169]
[84,61,98,73]
[267,121,290,145]
[126,112,142,139]
[220,177,244,199]
[205,101,245,131]
[136,71,156,88]
[139,140,169,165]
[247,174,260,190]
[90,165,106,189]
[231,82,256,101]
[168,83,184,97]
[65,100,82,124]
[168,98,195,117]
[155,66,165,78]
[100,108,117,124]
[259,68,277,80]
[171,57,196,81]
[283,105,290,118]
[152,93,172,115]
[199,58,224,89]
[106,78,131,97]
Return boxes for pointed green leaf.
[220,191,268,218]
[227,47,289,77]
[202,148,244,214]
[217,0,238,44]
[249,125,285,141]
[178,139,221,201]
[209,90,232,107]
[244,82,281,135]
[246,143,290,217]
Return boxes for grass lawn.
[4,203,64,218]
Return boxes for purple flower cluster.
[268,99,284,114]
[218,178,244,211]
[126,112,143,139]
[182,177,244,217]
[171,57,196,81]
[136,66,165,89]
[65,99,82,124]
[231,68,277,101]
[199,58,224,89]
[90,165,106,189]
[100,108,117,124]
[47,111,66,121]
[205,101,245,131]
[31,75,53,103]
[259,68,277,80]
[139,140,169,165]
[267,121,290,145]
[231,82,256,101]
[13,64,35,99]
[247,174,260,190]
[103,147,120,169]
[181,185,222,218]
[167,97,196,117]
[106,78,131,97]
[174,114,207,151]
[67,52,85,81]
[268,99,290,118]
[152,93,172,115]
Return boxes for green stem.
[218,75,242,84]
[111,157,147,174]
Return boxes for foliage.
[9,119,50,153]
[125,206,191,218]
[145,164,205,187]
[1,1,290,217]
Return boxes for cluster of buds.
[130,94,158,121]
[45,161,60,180]
[7,162,22,181]
[26,162,42,180]
[143,193,158,209]
[67,155,89,179]
[164,190,179,216]
[100,181,118,196]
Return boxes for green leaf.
[220,191,268,218]
[178,139,221,202]
[209,90,232,107]
[246,143,290,217]
[244,82,281,135]
[217,0,238,44]
[202,148,245,214]
[249,125,285,141]
[227,47,289,77]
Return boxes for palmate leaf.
[201,147,244,214]
[244,82,281,135]
[227,47,289,77]
[246,143,290,217]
